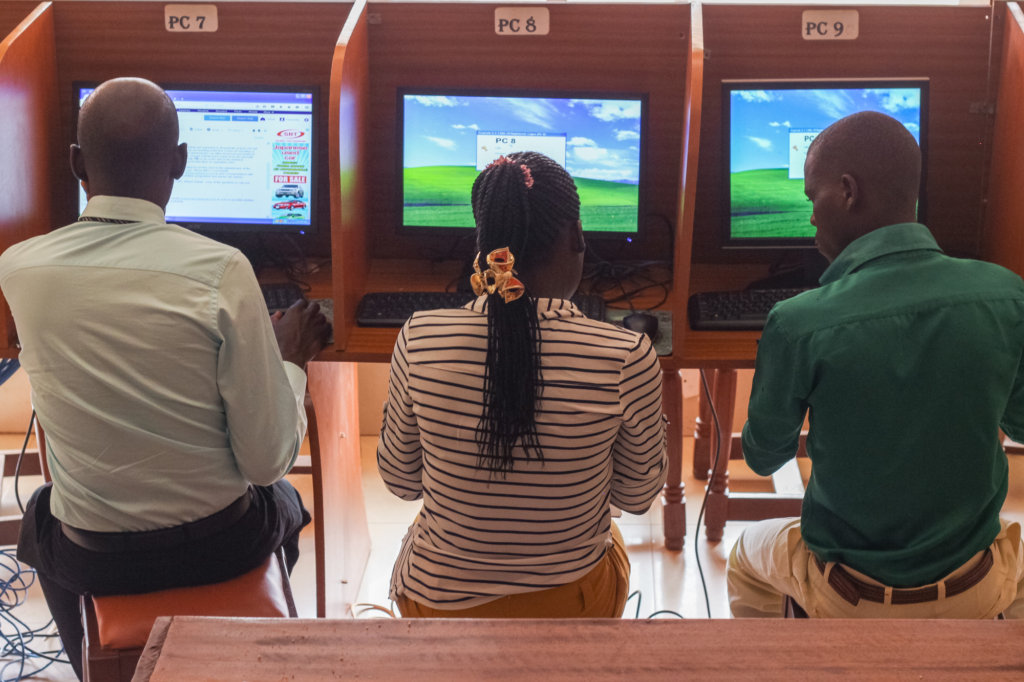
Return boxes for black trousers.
[17,481,310,681]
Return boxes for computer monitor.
[723,79,928,248]
[75,84,319,234]
[399,90,646,237]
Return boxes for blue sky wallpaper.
[403,94,642,184]
[730,86,923,174]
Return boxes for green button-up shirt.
[742,223,1024,586]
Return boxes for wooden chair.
[80,548,296,682]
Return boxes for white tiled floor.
[8,435,1024,679]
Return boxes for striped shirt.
[378,297,666,609]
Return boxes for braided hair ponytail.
[471,152,581,475]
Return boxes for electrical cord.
[580,254,672,311]
[13,411,35,515]
[694,368,723,619]
[0,549,67,681]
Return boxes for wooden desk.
[134,616,1024,680]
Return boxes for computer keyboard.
[261,282,305,311]
[687,288,810,331]
[357,291,607,327]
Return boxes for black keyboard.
[357,291,607,327]
[688,288,809,331]
[261,282,305,311]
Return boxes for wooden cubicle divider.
[47,1,350,260]
[361,2,689,264]
[691,4,1003,271]
[982,2,1024,274]
[306,360,370,618]
[0,2,41,37]
[300,0,373,618]
[659,1,705,551]
[0,2,58,355]
[329,0,370,353]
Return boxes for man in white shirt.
[0,77,329,680]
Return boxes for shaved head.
[807,111,921,216]
[803,111,922,261]
[72,77,186,207]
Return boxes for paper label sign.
[165,4,219,32]
[495,8,549,36]
[802,10,858,41]
[477,132,566,170]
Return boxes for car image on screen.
[273,200,307,210]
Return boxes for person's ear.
[570,219,585,254]
[69,144,87,183]
[171,142,188,180]
[840,173,859,212]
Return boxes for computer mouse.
[622,312,659,340]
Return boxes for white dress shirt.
[0,196,307,532]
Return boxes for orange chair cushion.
[92,555,290,650]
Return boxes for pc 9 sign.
[801,10,858,41]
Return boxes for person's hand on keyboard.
[271,299,332,367]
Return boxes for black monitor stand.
[747,249,828,290]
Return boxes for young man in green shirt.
[727,111,1024,618]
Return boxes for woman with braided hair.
[378,151,666,618]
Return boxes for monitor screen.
[76,84,318,234]
[400,90,645,235]
[724,79,928,247]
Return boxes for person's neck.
[86,186,169,211]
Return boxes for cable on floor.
[694,369,724,619]
[0,549,67,681]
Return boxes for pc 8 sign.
[476,132,567,171]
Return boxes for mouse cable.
[694,368,723,619]
[14,411,35,515]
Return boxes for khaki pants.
[727,517,1024,619]
[396,524,630,618]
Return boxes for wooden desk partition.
[0,2,40,37]
[691,4,1003,273]
[0,1,58,355]
[982,2,1024,273]
[328,0,370,355]
[49,1,350,259]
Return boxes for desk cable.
[13,411,35,515]
[0,549,67,681]
[693,368,723,619]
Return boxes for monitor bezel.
[721,77,930,250]
[72,81,322,237]
[396,87,649,240]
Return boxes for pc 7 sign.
[802,10,858,41]
[165,4,219,33]
[495,8,550,36]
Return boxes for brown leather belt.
[60,489,252,553]
[814,549,994,606]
